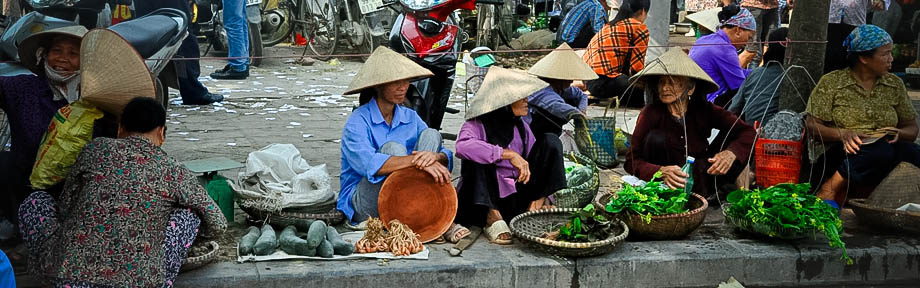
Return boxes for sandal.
[484,220,512,245]
[441,224,471,244]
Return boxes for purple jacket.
[456,118,535,198]
[688,30,750,102]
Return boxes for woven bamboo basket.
[594,192,708,240]
[554,152,600,209]
[849,198,920,235]
[240,203,345,231]
[180,241,219,273]
[509,208,629,257]
[721,203,816,239]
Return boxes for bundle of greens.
[725,183,852,264]
[604,172,690,223]
[546,204,612,242]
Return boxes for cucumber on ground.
[305,220,327,249]
[279,226,316,256]
[325,227,354,256]
[253,225,278,256]
[316,239,334,258]
[238,226,260,255]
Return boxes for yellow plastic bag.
[30,100,104,189]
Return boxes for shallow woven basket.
[509,208,629,257]
[594,192,708,240]
[240,203,345,231]
[180,241,219,273]
[849,198,920,235]
[721,203,816,239]
[554,152,601,209]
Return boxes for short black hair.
[762,28,788,64]
[120,97,166,133]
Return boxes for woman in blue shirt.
[338,47,458,237]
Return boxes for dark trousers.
[456,133,566,227]
[0,152,28,225]
[566,21,595,49]
[824,23,857,74]
[585,74,646,108]
[134,0,211,103]
[641,129,746,197]
[821,140,920,187]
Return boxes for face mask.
[44,61,81,103]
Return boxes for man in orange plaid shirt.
[582,0,650,108]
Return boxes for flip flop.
[442,223,471,244]
[484,220,512,245]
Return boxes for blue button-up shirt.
[559,0,607,43]
[338,99,454,222]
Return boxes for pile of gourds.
[238,220,354,258]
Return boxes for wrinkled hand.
[879,127,902,143]
[411,151,439,168]
[421,163,451,185]
[508,151,531,184]
[871,0,885,11]
[841,130,867,154]
[659,165,688,189]
[707,150,736,175]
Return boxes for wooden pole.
[780,0,830,112]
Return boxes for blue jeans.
[223,0,250,71]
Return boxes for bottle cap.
[686,156,695,164]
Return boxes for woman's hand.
[421,163,451,185]
[707,150,736,175]
[840,130,867,154]
[879,127,902,143]
[506,150,531,184]
[411,151,439,168]
[659,165,688,189]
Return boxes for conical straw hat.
[528,43,598,80]
[18,26,89,74]
[80,29,156,117]
[466,66,548,120]
[686,7,721,34]
[343,46,434,95]
[630,48,719,94]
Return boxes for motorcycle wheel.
[249,22,264,67]
[359,17,374,61]
[261,7,293,47]
[155,78,169,109]
[300,0,337,60]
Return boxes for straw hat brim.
[466,66,548,120]
[378,168,457,243]
[343,46,434,95]
[80,29,156,117]
[528,43,598,81]
[18,26,89,74]
[686,8,721,33]
[629,48,719,95]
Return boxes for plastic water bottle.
[681,157,695,197]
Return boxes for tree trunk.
[780,0,830,112]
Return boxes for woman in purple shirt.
[455,67,566,245]
[688,4,756,107]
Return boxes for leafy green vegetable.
[725,183,852,265]
[554,204,612,242]
[605,171,690,223]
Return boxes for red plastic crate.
[755,138,802,187]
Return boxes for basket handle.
[601,97,620,118]
[574,117,600,161]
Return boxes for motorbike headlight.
[399,0,449,11]
[27,0,77,9]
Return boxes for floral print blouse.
[39,136,228,287]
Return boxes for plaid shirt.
[741,0,779,9]
[558,0,607,43]
[582,18,649,78]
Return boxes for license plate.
[246,0,262,6]
[357,0,384,14]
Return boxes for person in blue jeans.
[134,0,224,105]
[211,0,251,80]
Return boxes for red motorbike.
[382,0,504,133]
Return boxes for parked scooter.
[383,0,503,132]
[195,0,264,67]
[20,0,117,29]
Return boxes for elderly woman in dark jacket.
[625,49,756,197]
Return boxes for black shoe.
[210,65,249,80]
[183,92,224,105]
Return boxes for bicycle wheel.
[300,0,337,60]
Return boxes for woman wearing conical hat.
[454,67,566,245]
[525,43,597,137]
[338,47,468,241]
[625,49,755,198]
